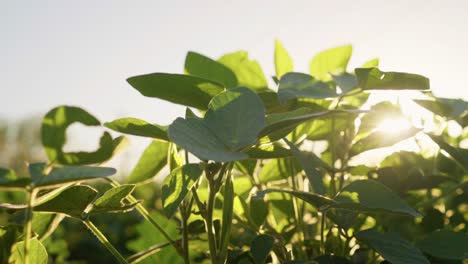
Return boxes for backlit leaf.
[185,51,237,88]
[9,238,48,264]
[310,45,352,80]
[355,68,429,90]
[126,140,170,184]
[104,117,169,141]
[274,39,293,79]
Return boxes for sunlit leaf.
[361,58,379,68]
[247,144,292,159]
[35,165,116,187]
[127,73,224,110]
[355,229,429,264]
[104,117,169,141]
[310,45,352,80]
[161,164,203,217]
[34,185,97,218]
[218,51,269,91]
[333,180,421,217]
[126,141,170,184]
[41,106,124,165]
[355,68,430,90]
[255,189,335,210]
[274,39,293,79]
[415,97,468,126]
[92,184,136,213]
[185,51,237,88]
[416,229,468,261]
[9,238,48,264]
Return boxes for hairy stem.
[83,219,129,264]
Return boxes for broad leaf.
[355,229,429,264]
[278,72,337,104]
[185,51,237,88]
[355,68,430,90]
[0,167,30,189]
[350,127,420,157]
[428,134,468,171]
[92,184,137,213]
[258,158,297,183]
[333,180,421,217]
[168,87,266,162]
[285,140,326,194]
[414,97,468,126]
[361,58,379,68]
[332,73,358,94]
[218,51,269,91]
[247,144,292,159]
[255,189,335,210]
[161,164,203,217]
[274,39,293,79]
[416,229,468,261]
[126,141,170,184]
[104,118,169,141]
[41,106,124,165]
[34,185,98,218]
[35,165,116,187]
[310,45,352,80]
[250,234,275,264]
[127,73,224,110]
[9,238,48,264]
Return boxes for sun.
[375,117,412,133]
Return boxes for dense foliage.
[1,41,467,264]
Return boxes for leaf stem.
[83,219,129,264]
[23,188,38,264]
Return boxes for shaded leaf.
[0,167,30,189]
[278,72,337,104]
[185,51,237,88]
[332,73,358,94]
[285,140,326,194]
[414,97,468,126]
[310,45,352,80]
[428,134,468,171]
[255,189,334,210]
[218,51,268,91]
[126,141,170,184]
[35,166,116,187]
[127,73,224,110]
[250,234,275,264]
[355,68,429,90]
[416,229,468,261]
[274,39,293,79]
[104,118,169,141]
[333,180,421,217]
[161,164,203,217]
[355,229,429,264]
[247,144,292,159]
[92,184,136,213]
[41,106,123,165]
[168,87,266,162]
[9,238,48,264]
[34,185,98,218]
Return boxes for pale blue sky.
[2,0,468,126]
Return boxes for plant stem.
[320,211,327,255]
[206,179,218,263]
[83,219,129,264]
[180,205,190,264]
[23,188,38,264]
[106,179,183,257]
[126,242,172,264]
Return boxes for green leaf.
[168,87,266,162]
[415,97,468,126]
[255,189,335,210]
[355,68,430,90]
[361,58,379,68]
[41,106,124,165]
[0,167,30,189]
[416,229,468,261]
[92,184,137,213]
[257,90,294,114]
[104,118,169,141]
[218,51,269,91]
[9,238,48,264]
[219,173,234,257]
[357,101,403,136]
[332,73,358,94]
[355,229,429,264]
[35,165,116,187]
[285,140,326,194]
[278,72,337,104]
[258,158,297,183]
[34,185,98,218]
[247,144,292,159]
[333,180,421,217]
[427,134,467,171]
[185,51,237,88]
[274,39,293,79]
[127,73,224,110]
[349,127,420,157]
[310,45,352,80]
[250,234,275,264]
[126,141,170,184]
[161,164,203,217]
